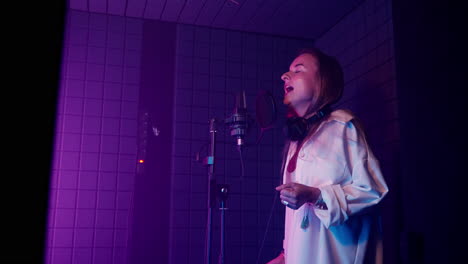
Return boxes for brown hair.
[297,47,344,115]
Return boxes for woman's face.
[281,53,321,116]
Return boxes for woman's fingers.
[280,195,301,210]
[275,182,298,191]
[276,182,309,209]
[279,188,296,198]
[280,194,297,203]
[283,201,299,210]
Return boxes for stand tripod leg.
[218,185,229,264]
[219,204,225,264]
[205,207,212,264]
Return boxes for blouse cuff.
[314,184,349,228]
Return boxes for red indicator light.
[138,159,144,164]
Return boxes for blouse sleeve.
[313,120,389,228]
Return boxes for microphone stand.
[218,184,229,264]
[205,91,247,264]
[204,118,229,264]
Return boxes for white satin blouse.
[282,109,389,264]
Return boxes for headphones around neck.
[283,105,333,141]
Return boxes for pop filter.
[255,90,277,144]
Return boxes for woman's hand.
[276,182,321,210]
[266,252,285,264]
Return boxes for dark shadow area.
[128,20,176,264]
[352,75,402,264]
[392,0,467,263]
[4,1,66,263]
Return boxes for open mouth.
[285,86,294,93]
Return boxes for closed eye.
[293,63,305,73]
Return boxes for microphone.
[225,90,249,147]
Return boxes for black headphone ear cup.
[283,105,332,141]
[284,117,308,141]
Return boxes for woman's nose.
[281,72,290,82]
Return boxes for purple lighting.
[46,10,143,264]
[46,0,399,263]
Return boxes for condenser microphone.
[225,90,249,147]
